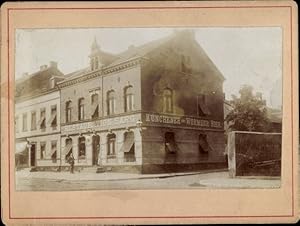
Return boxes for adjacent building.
[15,62,64,169]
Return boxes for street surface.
[15,169,280,191]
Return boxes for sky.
[15,27,282,109]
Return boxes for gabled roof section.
[15,63,64,100]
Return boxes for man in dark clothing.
[68,153,75,174]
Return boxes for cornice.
[58,57,147,89]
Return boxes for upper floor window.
[50,105,57,128]
[197,94,211,117]
[31,111,37,130]
[22,113,27,132]
[124,86,134,112]
[66,101,72,123]
[78,98,85,121]
[39,108,46,130]
[107,90,115,115]
[163,88,173,113]
[91,93,99,119]
[107,133,116,156]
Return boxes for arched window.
[107,90,115,115]
[78,136,86,159]
[124,86,134,112]
[163,88,173,113]
[66,101,72,123]
[91,93,99,119]
[78,98,85,120]
[107,133,116,156]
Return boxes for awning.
[64,144,73,156]
[48,114,57,125]
[166,142,177,153]
[121,134,135,153]
[38,116,45,126]
[15,142,28,154]
[91,104,99,117]
[198,97,211,115]
[199,136,212,152]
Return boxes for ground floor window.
[123,132,135,162]
[199,134,211,155]
[78,136,86,159]
[65,138,73,162]
[107,133,116,157]
[51,141,57,163]
[165,132,177,154]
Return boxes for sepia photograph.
[14,27,282,191]
[1,1,297,224]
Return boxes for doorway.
[30,143,36,167]
[92,135,100,165]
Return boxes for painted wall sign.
[143,113,223,129]
[61,114,141,134]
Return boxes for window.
[50,105,57,128]
[65,138,73,161]
[66,101,72,123]
[124,86,134,112]
[39,109,46,130]
[199,134,211,155]
[40,142,46,159]
[107,90,115,115]
[78,98,85,120]
[163,88,173,113]
[91,93,99,119]
[22,113,27,132]
[15,116,19,133]
[51,141,57,163]
[78,136,86,159]
[122,132,135,162]
[31,112,36,130]
[197,94,211,117]
[107,133,116,156]
[165,132,177,154]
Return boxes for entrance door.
[30,144,36,167]
[92,135,100,165]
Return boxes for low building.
[15,62,64,169]
[58,30,226,173]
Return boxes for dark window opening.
[78,136,86,159]
[78,98,85,121]
[197,94,211,117]
[51,141,57,163]
[165,132,177,154]
[199,134,212,155]
[107,90,115,115]
[124,86,134,112]
[66,101,72,123]
[50,105,57,128]
[107,133,116,157]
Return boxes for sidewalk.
[16,168,226,182]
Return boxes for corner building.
[58,30,226,173]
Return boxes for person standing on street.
[68,153,75,174]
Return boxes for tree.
[225,85,271,132]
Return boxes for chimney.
[40,65,48,71]
[50,61,57,68]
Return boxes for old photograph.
[14,27,282,191]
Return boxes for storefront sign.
[143,113,223,129]
[61,114,140,134]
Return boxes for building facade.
[57,30,226,173]
[15,62,64,169]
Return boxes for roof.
[15,65,64,100]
